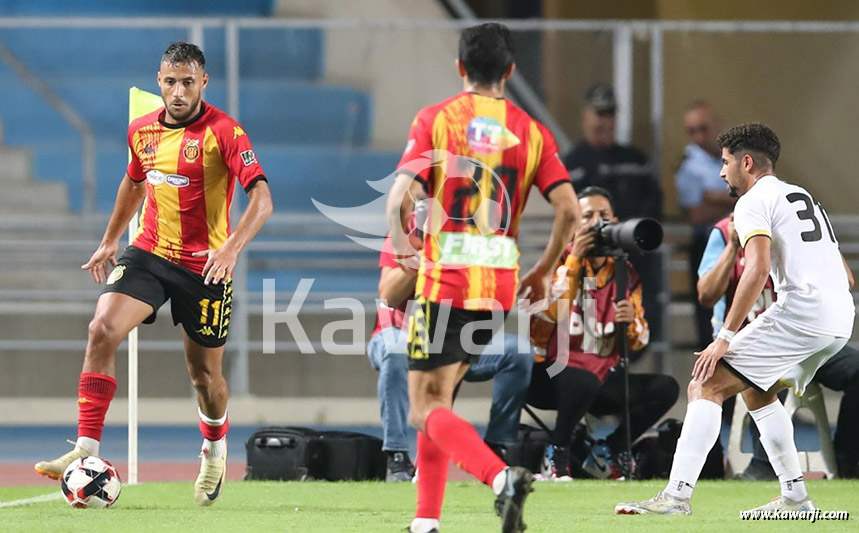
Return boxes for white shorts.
[723,307,848,396]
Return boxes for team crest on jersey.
[106,265,126,285]
[183,139,200,163]
[467,116,521,154]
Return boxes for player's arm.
[378,265,418,309]
[697,225,739,307]
[692,235,770,382]
[722,235,770,332]
[82,174,146,283]
[519,182,580,303]
[385,174,425,266]
[195,180,273,285]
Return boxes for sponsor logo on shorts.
[197,326,215,337]
[106,265,125,285]
[240,150,257,167]
[183,138,200,163]
[165,174,190,188]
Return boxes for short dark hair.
[458,23,514,86]
[162,41,206,69]
[717,122,780,169]
[577,186,616,214]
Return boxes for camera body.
[588,217,664,257]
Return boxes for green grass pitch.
[2,480,856,532]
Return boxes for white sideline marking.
[0,492,63,508]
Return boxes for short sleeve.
[532,123,571,198]
[675,160,704,208]
[379,235,399,269]
[126,128,145,182]
[396,111,435,186]
[697,228,727,277]
[216,121,266,193]
[734,191,772,248]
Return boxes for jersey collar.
[159,102,207,129]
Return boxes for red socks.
[424,407,506,487]
[199,411,229,441]
[77,373,117,441]
[415,431,449,520]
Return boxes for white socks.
[665,399,722,500]
[202,437,227,461]
[750,400,808,502]
[410,518,440,533]
[491,468,509,496]
[76,436,100,456]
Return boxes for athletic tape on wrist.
[716,328,736,343]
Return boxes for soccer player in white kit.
[616,123,855,515]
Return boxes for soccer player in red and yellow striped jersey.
[386,23,579,533]
[34,42,273,507]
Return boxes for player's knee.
[87,316,122,349]
[189,368,215,392]
[686,380,703,402]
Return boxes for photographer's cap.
[584,83,616,115]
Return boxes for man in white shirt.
[675,101,736,349]
[617,123,854,515]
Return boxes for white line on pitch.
[0,492,63,508]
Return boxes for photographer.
[528,187,678,480]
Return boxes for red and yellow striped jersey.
[126,102,266,275]
[397,92,569,311]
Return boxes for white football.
[61,456,122,508]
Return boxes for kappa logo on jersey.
[233,126,245,139]
[106,265,125,285]
[466,116,521,154]
[240,149,257,167]
[183,138,200,163]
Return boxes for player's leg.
[168,267,233,506]
[183,332,229,506]
[616,362,747,515]
[408,361,465,533]
[743,337,848,513]
[367,328,414,481]
[35,289,156,479]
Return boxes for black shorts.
[407,296,507,371]
[102,246,232,348]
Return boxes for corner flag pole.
[127,87,162,485]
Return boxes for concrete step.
[0,146,32,182]
[0,180,68,214]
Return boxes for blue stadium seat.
[32,145,399,212]
[0,0,275,17]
